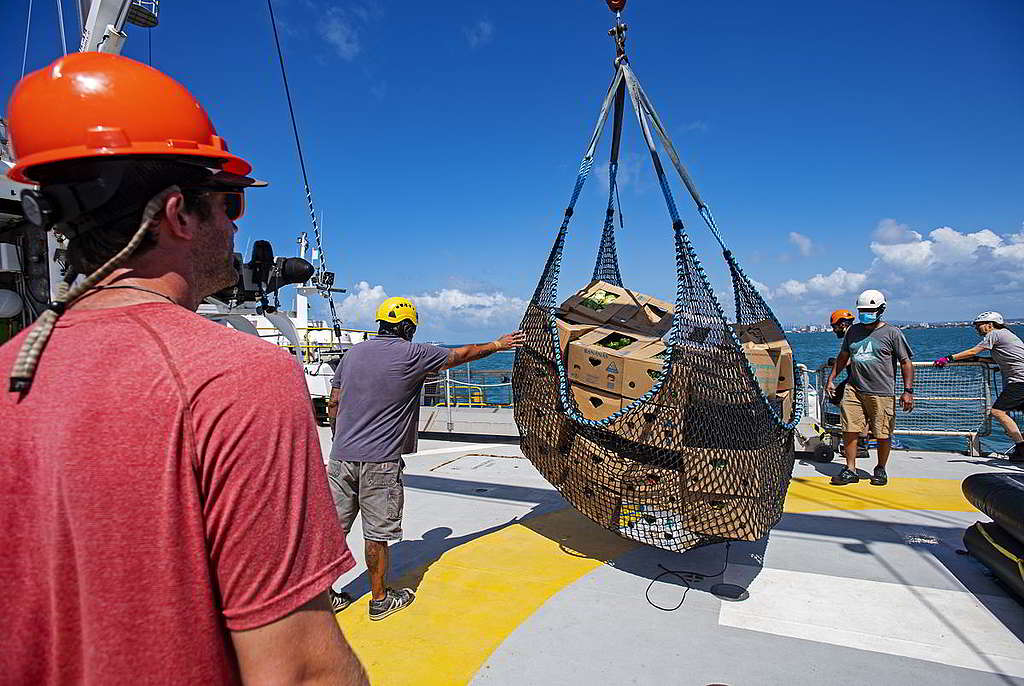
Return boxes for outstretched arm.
[440,331,525,370]
[934,345,985,366]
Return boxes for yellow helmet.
[375,296,418,326]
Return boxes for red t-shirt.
[0,303,354,684]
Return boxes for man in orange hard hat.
[830,309,855,340]
[828,308,868,458]
[0,53,366,684]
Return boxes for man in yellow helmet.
[325,296,523,619]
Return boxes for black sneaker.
[330,589,353,614]
[368,587,415,621]
[831,468,859,485]
[870,466,888,486]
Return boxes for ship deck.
[318,410,1024,685]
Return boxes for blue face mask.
[859,311,878,324]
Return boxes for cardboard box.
[561,280,645,326]
[561,280,676,337]
[516,401,575,485]
[681,493,765,541]
[569,383,623,422]
[554,318,598,359]
[557,308,605,327]
[734,318,794,395]
[514,348,561,408]
[776,345,794,392]
[740,342,780,397]
[617,296,675,337]
[776,389,794,423]
[683,449,762,499]
[567,328,658,394]
[733,318,786,346]
[622,341,670,399]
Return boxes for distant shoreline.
[787,322,1022,334]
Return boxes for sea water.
[451,325,1020,454]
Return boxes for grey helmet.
[973,311,1004,325]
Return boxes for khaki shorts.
[840,390,895,439]
[327,459,405,542]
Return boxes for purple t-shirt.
[330,336,451,462]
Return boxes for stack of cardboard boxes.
[553,280,795,424]
[732,318,795,422]
[544,281,794,544]
[553,280,675,421]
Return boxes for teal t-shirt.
[841,322,914,396]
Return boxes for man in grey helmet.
[935,311,1024,461]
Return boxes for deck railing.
[806,360,1016,455]
[415,357,1018,455]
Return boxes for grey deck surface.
[319,414,1024,685]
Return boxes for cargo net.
[514,61,799,553]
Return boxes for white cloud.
[595,152,647,193]
[872,218,921,245]
[336,281,526,334]
[320,7,361,60]
[766,219,1024,321]
[338,280,389,323]
[682,120,708,133]
[788,231,813,257]
[465,20,494,48]
[871,226,1015,270]
[310,2,383,61]
[749,278,772,298]
[415,288,526,326]
[773,267,867,299]
[870,239,933,268]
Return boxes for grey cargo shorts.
[327,458,405,542]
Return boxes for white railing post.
[445,368,454,432]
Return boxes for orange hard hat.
[830,309,855,325]
[6,52,252,183]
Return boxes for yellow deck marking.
[337,509,635,686]
[338,477,975,685]
[785,477,974,513]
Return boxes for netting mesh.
[513,61,800,553]
[515,224,797,552]
[591,182,623,286]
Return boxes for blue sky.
[4,0,1022,339]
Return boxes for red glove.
[933,356,952,367]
